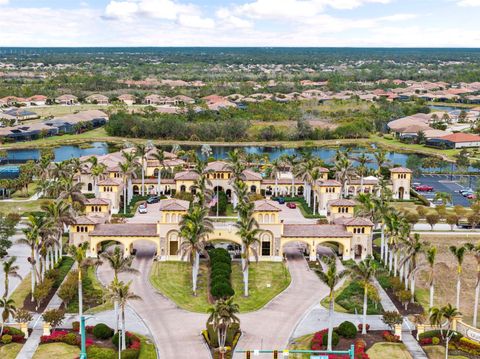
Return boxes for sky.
[0,0,480,47]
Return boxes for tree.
[179,205,213,295]
[0,297,16,336]
[135,143,148,196]
[425,213,440,230]
[106,279,142,350]
[400,233,425,302]
[41,200,74,264]
[465,243,480,327]
[151,148,165,196]
[2,256,22,298]
[0,213,19,260]
[349,256,377,334]
[101,246,139,333]
[434,192,453,206]
[207,298,240,358]
[315,256,348,351]
[381,310,402,331]
[426,246,437,309]
[42,309,65,332]
[334,150,352,198]
[429,303,461,355]
[446,214,458,231]
[449,245,468,310]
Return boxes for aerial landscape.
[2,1,480,359]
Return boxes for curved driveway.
[97,243,328,359]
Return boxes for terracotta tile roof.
[90,224,158,237]
[347,179,379,185]
[328,199,356,206]
[334,217,374,226]
[438,133,480,143]
[316,179,342,187]
[389,167,413,173]
[206,161,229,172]
[283,224,351,238]
[84,198,110,205]
[174,171,199,181]
[262,178,303,185]
[241,169,262,181]
[98,178,122,186]
[254,199,282,212]
[74,214,108,225]
[159,198,190,211]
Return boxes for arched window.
[258,214,263,223]
[251,185,257,193]
[154,168,159,177]
[270,214,275,223]
[180,185,186,192]
[87,183,93,191]
[166,213,171,223]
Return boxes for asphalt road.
[415,174,473,206]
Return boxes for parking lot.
[415,174,478,206]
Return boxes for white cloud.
[104,1,138,20]
[456,0,480,6]
[104,0,203,21]
[378,13,417,21]
[0,0,9,4]
[177,14,215,29]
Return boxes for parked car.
[286,202,297,209]
[415,185,434,192]
[138,204,148,214]
[275,197,285,204]
[467,194,477,200]
[147,196,160,204]
[460,190,474,197]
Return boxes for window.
[261,240,271,256]
[87,183,93,191]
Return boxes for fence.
[233,346,355,358]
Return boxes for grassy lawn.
[33,343,79,359]
[366,343,412,359]
[11,182,38,199]
[0,199,52,216]
[139,335,157,359]
[423,345,469,359]
[287,334,313,358]
[9,274,32,307]
[31,104,110,118]
[320,280,350,313]
[150,261,290,313]
[68,266,111,313]
[0,343,23,359]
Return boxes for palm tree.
[2,256,22,298]
[58,175,86,211]
[235,211,262,297]
[151,148,165,196]
[433,192,453,206]
[294,159,314,205]
[41,200,74,264]
[107,279,142,350]
[179,205,213,295]
[270,158,283,197]
[121,151,138,205]
[135,144,147,196]
[449,245,467,310]
[315,256,348,351]
[309,168,322,214]
[355,193,376,219]
[373,149,389,177]
[281,154,298,197]
[349,256,377,334]
[465,243,480,327]
[101,247,139,333]
[207,298,240,358]
[425,246,437,309]
[353,152,372,193]
[334,150,352,198]
[399,234,425,301]
[0,298,16,336]
[91,163,106,197]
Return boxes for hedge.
[209,248,234,300]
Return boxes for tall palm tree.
[353,152,372,193]
[2,256,22,298]
[280,154,298,197]
[399,234,425,301]
[315,256,348,351]
[355,193,376,219]
[235,211,262,297]
[0,298,16,336]
[294,159,314,205]
[121,151,138,205]
[151,148,165,196]
[101,246,139,333]
[433,192,453,206]
[58,174,86,211]
[334,150,352,198]
[465,243,480,327]
[309,168,322,214]
[41,200,74,264]
[373,149,389,178]
[179,205,213,295]
[135,144,148,196]
[91,163,106,197]
[270,158,283,197]
[207,298,240,359]
[107,279,142,350]
[449,245,468,310]
[349,256,377,334]
[425,246,437,309]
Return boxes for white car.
[138,204,148,214]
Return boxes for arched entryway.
[398,187,405,200]
[133,185,140,195]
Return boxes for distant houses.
[56,94,78,105]
[427,133,480,149]
[85,94,109,105]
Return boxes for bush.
[419,330,462,341]
[382,331,400,343]
[112,332,132,348]
[63,333,79,346]
[311,329,339,350]
[211,282,235,299]
[1,334,12,344]
[72,321,80,332]
[42,309,65,331]
[209,248,234,299]
[357,323,370,332]
[450,337,480,356]
[337,321,357,339]
[87,345,116,359]
[3,326,24,336]
[432,337,440,345]
[93,323,114,339]
[121,348,140,359]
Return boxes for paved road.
[416,175,471,206]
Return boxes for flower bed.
[0,326,26,346]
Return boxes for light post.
[79,315,96,359]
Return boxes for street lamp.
[79,315,96,359]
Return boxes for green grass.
[11,182,38,199]
[139,335,157,359]
[0,342,23,359]
[366,343,412,359]
[0,199,52,216]
[67,266,110,313]
[287,334,314,359]
[9,274,32,307]
[423,345,469,359]
[33,343,79,359]
[149,261,290,313]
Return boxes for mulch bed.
[335,331,387,351]
[383,286,424,315]
[22,288,57,313]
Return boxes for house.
[85,94,109,105]
[27,95,48,106]
[56,94,78,105]
[0,96,27,106]
[0,123,58,141]
[3,108,39,121]
[173,95,195,105]
[44,110,108,133]
[202,95,236,111]
[118,94,136,106]
[427,133,480,149]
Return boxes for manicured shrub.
[87,345,116,359]
[211,262,231,274]
[323,331,340,348]
[121,348,140,359]
[209,248,234,299]
[63,333,79,346]
[72,321,80,332]
[357,323,370,332]
[337,321,357,339]
[93,323,114,339]
[432,337,440,345]
[112,332,132,348]
[382,331,400,343]
[3,326,23,336]
[311,329,339,350]
[419,330,462,341]
[211,282,235,299]
[1,334,12,344]
[419,337,432,345]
